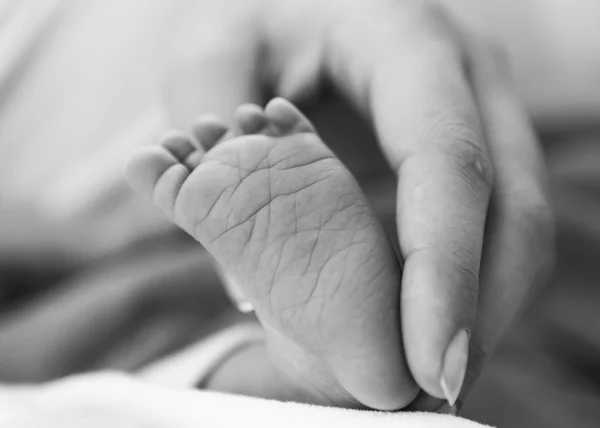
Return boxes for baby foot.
[126,98,418,410]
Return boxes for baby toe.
[184,150,205,170]
[235,104,268,135]
[125,146,180,199]
[126,144,191,221]
[161,131,197,163]
[151,162,191,219]
[192,115,230,149]
[265,98,316,135]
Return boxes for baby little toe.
[125,146,181,199]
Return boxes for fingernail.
[440,328,469,406]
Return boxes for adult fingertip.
[400,251,477,402]
[440,328,470,406]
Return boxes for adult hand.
[164,0,554,410]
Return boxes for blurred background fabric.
[0,1,599,428]
[461,133,600,428]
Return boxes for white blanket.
[0,324,492,427]
[0,374,489,428]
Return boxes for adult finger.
[367,36,492,404]
[459,41,555,401]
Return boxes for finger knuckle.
[439,123,495,195]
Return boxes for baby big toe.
[265,98,315,134]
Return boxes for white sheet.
[135,324,492,428]
[0,373,491,428]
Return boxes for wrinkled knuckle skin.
[440,123,495,196]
